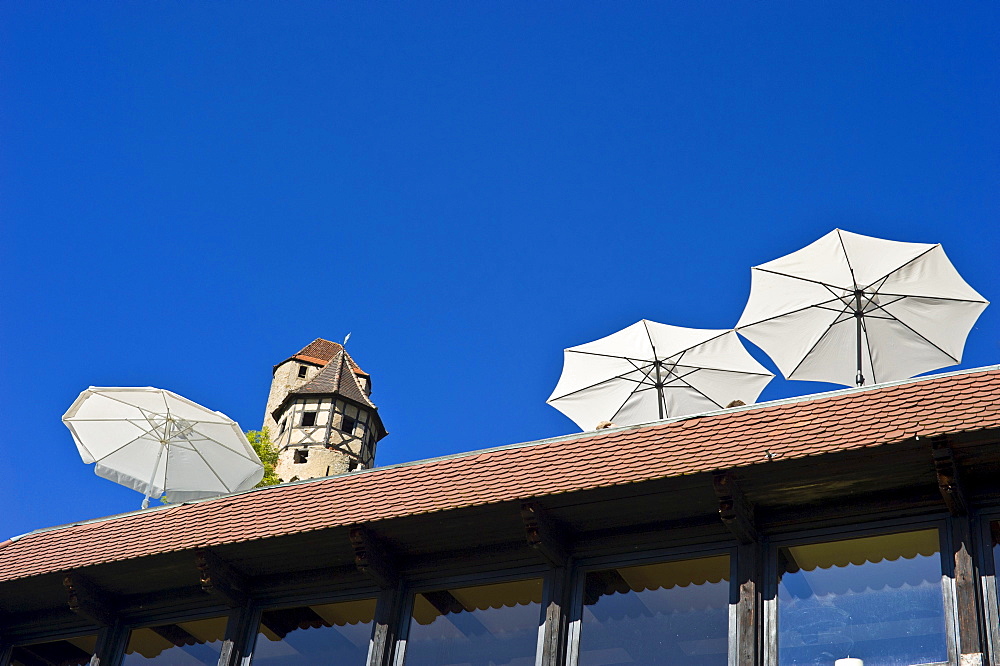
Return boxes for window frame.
[566,542,738,666]
[241,588,383,666]
[762,516,957,666]
[115,605,235,666]
[977,509,1000,666]
[392,565,551,666]
[1,628,103,666]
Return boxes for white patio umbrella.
[63,387,264,508]
[736,229,989,387]
[547,320,774,430]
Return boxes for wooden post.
[713,472,761,665]
[216,604,258,666]
[950,516,984,663]
[735,540,762,666]
[539,565,572,666]
[367,582,404,666]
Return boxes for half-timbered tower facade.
[264,339,387,482]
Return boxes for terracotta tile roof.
[296,339,343,363]
[275,339,368,376]
[3,367,999,584]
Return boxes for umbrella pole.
[654,360,665,420]
[854,290,865,387]
[141,443,166,510]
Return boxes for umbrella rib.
[663,367,727,409]
[185,424,261,465]
[860,244,939,290]
[669,364,775,377]
[609,379,648,423]
[548,368,654,401]
[784,301,853,379]
[865,303,961,365]
[737,294,851,329]
[868,292,988,305]
[642,320,657,357]
[86,418,165,463]
[186,438,239,494]
[836,229,860,288]
[751,267,846,292]
[567,350,656,364]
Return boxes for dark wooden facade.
[2,409,1000,665]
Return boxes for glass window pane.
[11,634,97,666]
[251,598,376,665]
[123,616,228,664]
[777,529,947,666]
[405,578,543,666]
[578,555,730,666]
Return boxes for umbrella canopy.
[63,387,264,508]
[736,229,989,387]
[547,320,774,430]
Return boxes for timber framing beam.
[931,436,969,516]
[520,501,570,567]
[712,471,758,544]
[63,572,115,627]
[195,549,248,608]
[349,526,399,590]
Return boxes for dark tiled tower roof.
[272,346,388,444]
[293,350,375,409]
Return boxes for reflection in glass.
[250,598,376,665]
[404,578,543,666]
[777,529,947,666]
[10,634,97,666]
[578,555,730,665]
[123,617,228,665]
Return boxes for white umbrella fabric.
[547,320,774,430]
[63,387,264,508]
[735,229,989,387]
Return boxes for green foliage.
[246,428,281,487]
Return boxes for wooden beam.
[348,526,398,590]
[419,589,489,636]
[194,549,248,608]
[931,437,969,516]
[949,516,984,661]
[63,572,115,626]
[712,471,758,544]
[520,501,570,567]
[151,623,199,647]
[735,540,762,666]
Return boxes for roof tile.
[2,367,999,583]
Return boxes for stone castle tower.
[263,339,387,482]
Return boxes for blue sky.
[1,2,997,539]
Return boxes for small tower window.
[298,365,308,378]
[294,449,308,464]
[301,411,317,427]
[342,414,357,435]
